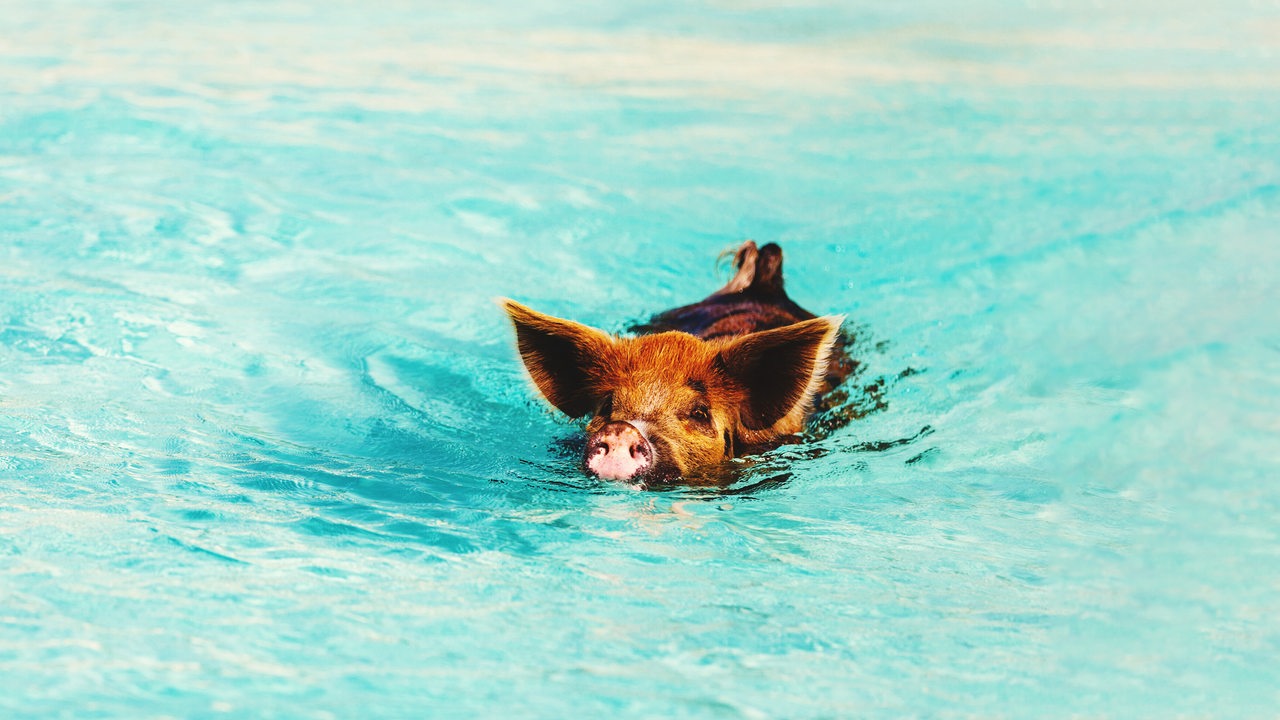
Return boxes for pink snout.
[585,421,653,481]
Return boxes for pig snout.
[585,421,653,481]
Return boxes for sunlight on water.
[2,0,1279,716]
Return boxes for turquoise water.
[3,1,1279,716]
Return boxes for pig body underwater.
[502,241,848,485]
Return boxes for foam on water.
[2,1,1279,716]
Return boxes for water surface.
[2,1,1279,716]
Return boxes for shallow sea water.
[3,1,1279,716]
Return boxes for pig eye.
[688,404,712,425]
[597,394,613,419]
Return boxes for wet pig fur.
[502,241,846,484]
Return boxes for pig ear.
[500,299,613,419]
[717,316,843,431]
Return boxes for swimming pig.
[502,241,847,484]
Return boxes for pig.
[502,241,847,484]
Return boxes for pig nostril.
[584,422,653,479]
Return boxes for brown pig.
[502,241,846,484]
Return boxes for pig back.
[629,241,853,392]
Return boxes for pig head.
[500,242,843,483]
